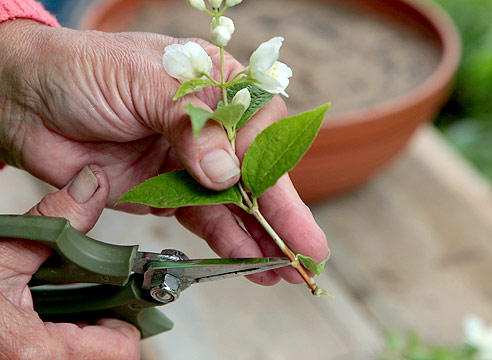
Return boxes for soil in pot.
[129,0,441,116]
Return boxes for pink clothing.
[0,0,59,27]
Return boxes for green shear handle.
[0,214,173,338]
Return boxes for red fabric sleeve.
[0,0,59,27]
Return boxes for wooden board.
[313,126,492,344]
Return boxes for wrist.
[0,20,53,167]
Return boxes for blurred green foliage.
[433,0,492,180]
[379,332,478,360]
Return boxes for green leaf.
[173,79,212,100]
[218,82,275,130]
[211,104,245,129]
[296,254,328,276]
[242,103,330,198]
[186,103,212,136]
[117,169,242,208]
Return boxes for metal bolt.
[150,274,181,303]
[150,287,175,303]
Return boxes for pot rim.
[322,0,461,129]
[80,0,461,129]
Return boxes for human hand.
[0,20,328,285]
[0,165,140,359]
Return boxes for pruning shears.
[0,214,290,338]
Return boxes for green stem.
[250,206,289,254]
[203,73,221,86]
[204,8,215,16]
[220,47,228,106]
[218,5,229,16]
[225,70,247,87]
[238,182,253,209]
[250,203,321,295]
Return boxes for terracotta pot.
[81,0,460,204]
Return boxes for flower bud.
[187,0,206,11]
[208,0,223,8]
[232,88,251,110]
[211,25,231,47]
[210,16,235,36]
[226,0,242,6]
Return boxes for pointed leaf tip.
[296,254,328,276]
[242,103,330,198]
[186,103,213,136]
[173,79,212,100]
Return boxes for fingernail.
[200,149,240,183]
[68,166,99,204]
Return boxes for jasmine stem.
[250,206,320,295]
[218,5,229,16]
[225,70,247,87]
[238,182,253,208]
[203,73,220,86]
[220,46,228,106]
[204,8,215,16]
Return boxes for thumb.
[134,36,242,191]
[0,166,109,296]
[26,165,109,234]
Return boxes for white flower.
[211,26,231,47]
[208,0,222,8]
[226,0,242,6]
[232,88,251,110]
[463,315,492,360]
[246,37,292,97]
[187,0,206,11]
[162,42,212,83]
[210,16,235,36]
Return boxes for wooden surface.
[2,125,492,359]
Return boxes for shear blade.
[148,257,290,283]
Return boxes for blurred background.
[41,0,492,186]
[2,0,491,359]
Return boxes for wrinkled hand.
[0,166,140,360]
[0,20,328,285]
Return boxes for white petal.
[210,16,235,35]
[232,88,251,109]
[464,315,487,346]
[226,0,242,5]
[163,44,194,82]
[249,37,284,74]
[209,0,222,8]
[185,42,212,76]
[254,72,284,95]
[253,60,292,97]
[211,26,232,47]
[220,16,235,35]
[163,42,212,83]
[187,0,206,11]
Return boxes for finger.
[45,319,140,360]
[175,205,281,286]
[0,165,110,279]
[131,39,240,192]
[255,175,330,284]
[27,165,109,233]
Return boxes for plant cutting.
[118,0,331,296]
